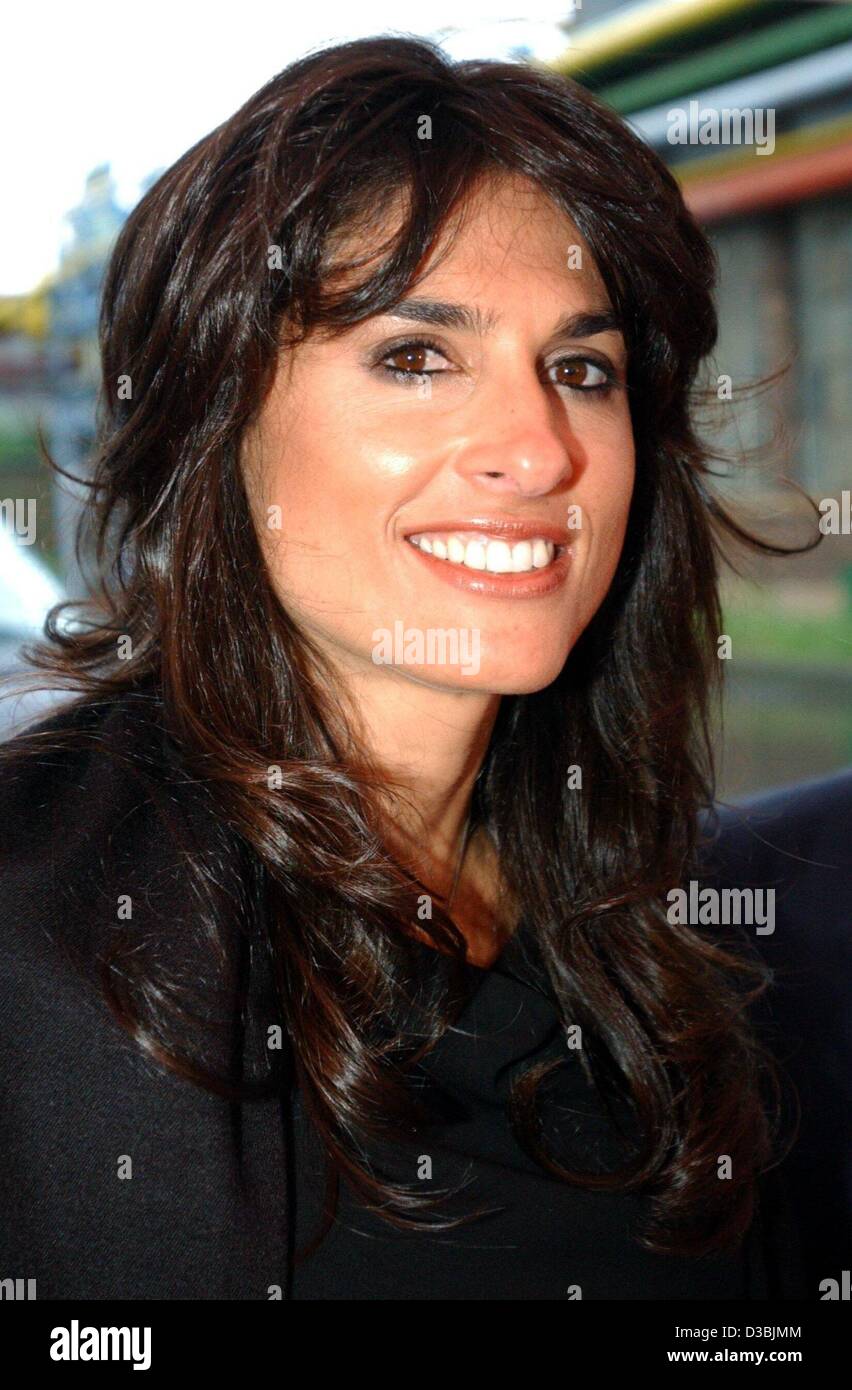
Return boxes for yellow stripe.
[550,0,763,77]
[674,113,852,185]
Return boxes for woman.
[0,34,813,1300]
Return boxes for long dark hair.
[7,34,819,1258]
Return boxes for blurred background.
[1,0,850,797]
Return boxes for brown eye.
[375,337,450,386]
[554,360,588,387]
[386,345,430,374]
[549,358,612,391]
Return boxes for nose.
[453,365,575,498]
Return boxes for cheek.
[596,454,635,554]
[276,393,435,536]
[574,437,635,611]
[249,402,431,615]
[253,422,365,553]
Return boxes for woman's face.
[241,174,635,695]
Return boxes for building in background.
[0,166,134,735]
[0,280,66,733]
[0,282,53,559]
[551,0,852,793]
[0,166,125,587]
[42,165,126,594]
[554,0,852,513]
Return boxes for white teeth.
[485,540,513,573]
[464,540,487,570]
[511,540,532,573]
[408,532,559,573]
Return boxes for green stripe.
[599,6,852,114]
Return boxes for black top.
[0,688,847,1300]
[290,924,798,1300]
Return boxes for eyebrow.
[379,297,623,341]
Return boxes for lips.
[401,518,571,546]
[408,532,559,574]
[401,517,574,599]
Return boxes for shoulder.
[698,767,852,968]
[0,686,205,932]
[0,684,246,1052]
[703,767,852,882]
[699,770,852,1291]
[0,690,277,1297]
[0,683,175,833]
[697,766,852,1093]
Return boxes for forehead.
[323,171,609,311]
[438,175,597,285]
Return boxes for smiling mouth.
[406,531,564,574]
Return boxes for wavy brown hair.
[6,34,819,1260]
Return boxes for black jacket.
[699,767,852,1293]
[0,688,849,1299]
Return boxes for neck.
[327,656,501,892]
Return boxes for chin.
[475,635,577,693]
[408,652,571,696]
[479,664,568,696]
